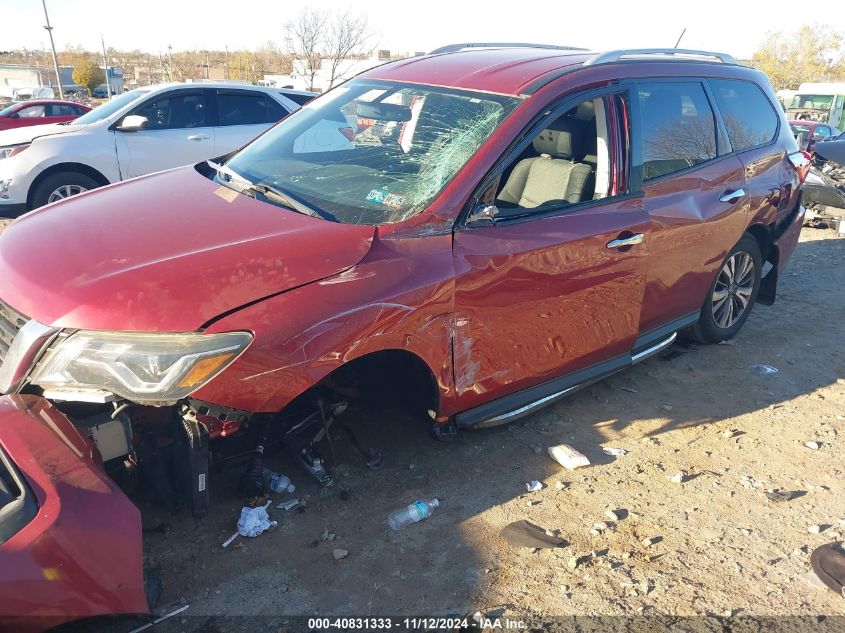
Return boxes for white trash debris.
[525,480,543,492]
[275,498,300,510]
[670,472,686,484]
[750,364,779,375]
[237,501,277,538]
[602,447,627,457]
[548,444,590,469]
[804,441,820,450]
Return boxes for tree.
[324,11,371,89]
[284,8,327,91]
[752,24,845,90]
[72,59,104,95]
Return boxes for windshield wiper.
[207,160,337,222]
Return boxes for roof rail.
[430,42,588,55]
[583,48,737,66]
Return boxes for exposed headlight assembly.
[0,144,29,160]
[30,331,252,404]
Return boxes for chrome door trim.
[719,189,746,203]
[631,332,677,364]
[606,233,644,249]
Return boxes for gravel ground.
[78,227,845,633]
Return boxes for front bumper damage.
[0,395,150,632]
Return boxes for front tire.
[689,234,762,344]
[31,171,100,209]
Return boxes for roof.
[360,46,741,97]
[362,48,592,96]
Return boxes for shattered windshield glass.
[220,80,521,225]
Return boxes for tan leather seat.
[497,118,593,208]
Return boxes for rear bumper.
[0,395,149,633]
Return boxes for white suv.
[0,83,314,216]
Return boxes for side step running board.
[461,332,678,430]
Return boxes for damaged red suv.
[0,43,808,626]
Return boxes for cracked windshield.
[218,80,520,224]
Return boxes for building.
[0,62,124,97]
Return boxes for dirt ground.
[90,227,845,633]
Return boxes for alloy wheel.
[712,251,755,329]
[47,184,87,203]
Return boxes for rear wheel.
[688,234,762,344]
[31,171,100,209]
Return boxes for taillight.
[788,150,812,184]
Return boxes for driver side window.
[488,93,629,214]
[133,92,208,130]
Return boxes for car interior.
[494,98,613,210]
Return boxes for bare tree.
[284,8,327,91]
[324,10,371,89]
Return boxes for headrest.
[532,117,586,159]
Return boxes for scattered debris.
[661,404,674,412]
[568,554,589,570]
[765,490,805,503]
[332,548,349,560]
[525,480,543,492]
[605,509,623,522]
[554,480,569,491]
[548,444,590,469]
[750,364,779,375]
[808,525,823,535]
[619,386,639,394]
[501,520,566,549]
[717,339,736,346]
[670,472,687,484]
[275,498,300,511]
[126,603,190,633]
[641,536,660,548]
[602,447,627,457]
[805,441,821,450]
[388,498,439,530]
[221,532,239,549]
[810,543,845,598]
[236,501,277,538]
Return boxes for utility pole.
[41,0,63,99]
[100,33,112,98]
[158,51,164,83]
[225,45,229,80]
[167,44,173,81]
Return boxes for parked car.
[92,84,110,99]
[790,119,842,157]
[0,100,91,131]
[0,44,808,544]
[0,83,308,215]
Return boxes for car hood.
[0,121,90,146]
[0,167,375,331]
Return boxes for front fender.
[192,232,457,415]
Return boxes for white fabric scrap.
[237,504,277,538]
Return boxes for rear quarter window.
[709,79,778,152]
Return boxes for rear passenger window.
[218,92,288,126]
[709,79,778,152]
[637,82,716,180]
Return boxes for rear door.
[452,89,650,418]
[115,89,215,179]
[46,102,82,124]
[631,79,747,336]
[212,89,290,155]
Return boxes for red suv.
[0,46,809,616]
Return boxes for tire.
[688,234,762,344]
[31,171,101,209]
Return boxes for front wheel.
[31,171,100,209]
[688,234,762,344]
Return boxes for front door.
[115,89,215,179]
[452,90,649,414]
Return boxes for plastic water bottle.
[263,468,295,494]
[388,498,439,530]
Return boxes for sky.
[1,0,843,60]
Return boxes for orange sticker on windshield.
[214,186,239,203]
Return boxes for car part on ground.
[803,140,845,228]
[0,395,150,633]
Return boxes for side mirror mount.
[465,203,499,227]
[117,115,148,132]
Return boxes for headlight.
[30,331,252,403]
[0,144,29,160]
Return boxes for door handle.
[606,233,644,249]
[187,134,209,141]
[719,188,746,203]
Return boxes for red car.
[0,100,91,130]
[0,44,810,627]
[789,119,841,156]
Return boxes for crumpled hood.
[0,122,88,146]
[0,166,375,331]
